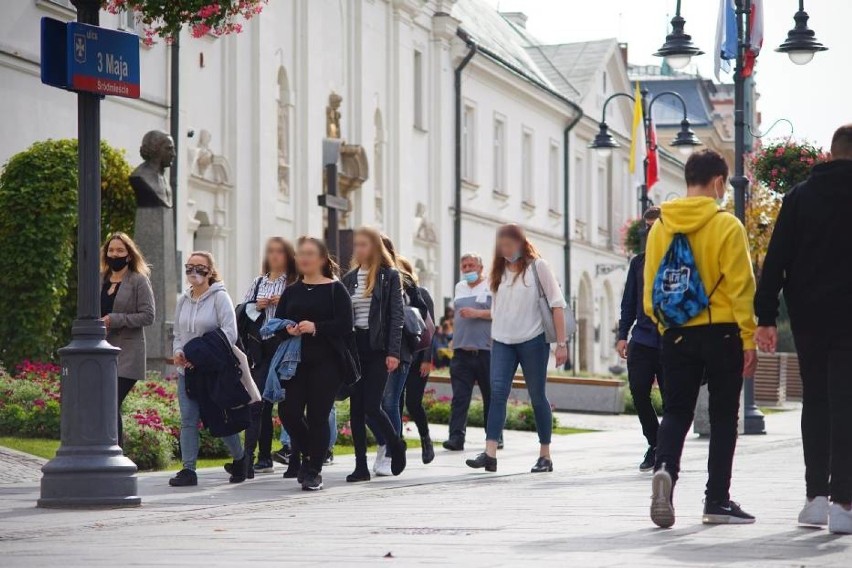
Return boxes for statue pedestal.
[134,207,178,376]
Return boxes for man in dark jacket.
[755,125,852,535]
[617,206,664,473]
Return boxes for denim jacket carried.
[260,318,301,403]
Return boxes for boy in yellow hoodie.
[643,149,758,529]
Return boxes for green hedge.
[0,139,136,368]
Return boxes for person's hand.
[743,349,758,377]
[386,356,400,373]
[297,321,316,335]
[269,295,281,306]
[419,361,432,377]
[755,326,778,354]
[286,324,301,336]
[174,352,187,368]
[102,315,111,329]
[616,339,628,359]
[555,344,569,367]
[458,307,475,319]
[257,297,270,310]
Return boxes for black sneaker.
[272,445,291,465]
[531,457,553,473]
[346,468,371,483]
[442,438,464,451]
[466,452,497,472]
[229,454,249,483]
[703,500,756,525]
[650,467,675,528]
[254,458,274,474]
[640,447,656,473]
[324,450,334,466]
[390,439,407,476]
[169,468,198,487]
[421,436,435,464]
[225,454,256,479]
[301,471,323,491]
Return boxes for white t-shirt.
[491,259,566,345]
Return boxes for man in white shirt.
[443,253,493,451]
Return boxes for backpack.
[651,232,721,328]
[235,277,264,368]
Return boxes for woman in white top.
[466,224,569,473]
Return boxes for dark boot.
[465,452,497,472]
[228,453,249,483]
[421,436,435,464]
[283,453,302,479]
[390,438,408,476]
[346,454,371,483]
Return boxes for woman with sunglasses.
[169,252,248,487]
[466,224,568,473]
[273,237,354,491]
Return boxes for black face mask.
[107,256,130,272]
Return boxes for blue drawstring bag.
[652,233,719,328]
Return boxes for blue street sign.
[40,17,140,99]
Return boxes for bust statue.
[130,130,175,208]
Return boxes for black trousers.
[282,354,341,473]
[448,349,491,442]
[627,341,665,448]
[117,377,136,447]
[401,352,429,438]
[351,330,400,466]
[794,330,852,503]
[655,324,743,502]
[245,340,286,461]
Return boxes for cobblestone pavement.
[1,410,850,567]
[0,447,45,485]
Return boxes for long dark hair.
[297,236,340,279]
[262,236,297,285]
[489,224,540,295]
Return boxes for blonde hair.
[187,250,222,285]
[351,226,395,297]
[100,232,151,277]
[396,255,418,287]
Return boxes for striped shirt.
[243,273,288,322]
[352,269,372,329]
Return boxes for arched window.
[277,67,291,198]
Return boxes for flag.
[714,0,737,80]
[647,119,659,191]
[743,0,763,77]
[628,83,647,189]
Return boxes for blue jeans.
[177,373,244,470]
[280,406,338,450]
[486,334,553,445]
[370,362,411,446]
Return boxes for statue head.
[139,130,176,173]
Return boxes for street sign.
[40,17,140,99]
[318,194,350,212]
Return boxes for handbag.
[235,277,264,367]
[416,311,436,352]
[531,259,577,343]
[330,282,361,387]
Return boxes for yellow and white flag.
[628,82,647,189]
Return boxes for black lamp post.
[589,89,701,213]
[652,0,827,436]
[38,0,140,508]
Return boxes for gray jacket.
[106,270,156,380]
[173,282,238,358]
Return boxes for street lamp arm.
[598,92,636,124]
[647,90,690,123]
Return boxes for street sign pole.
[320,139,346,263]
[38,0,140,509]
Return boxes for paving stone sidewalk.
[1,410,849,567]
[0,446,45,485]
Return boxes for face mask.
[462,272,479,284]
[106,255,129,271]
[504,252,522,263]
[714,179,728,207]
[188,273,206,286]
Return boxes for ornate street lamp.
[652,0,704,70]
[776,0,828,65]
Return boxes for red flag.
[647,119,659,191]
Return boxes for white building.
[1,1,697,373]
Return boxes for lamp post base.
[37,319,140,509]
[742,377,767,436]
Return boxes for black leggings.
[117,377,136,447]
[351,330,400,467]
[401,353,429,438]
[282,355,341,472]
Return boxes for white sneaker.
[650,467,675,529]
[828,503,852,535]
[375,453,393,477]
[798,496,829,526]
[372,445,386,474]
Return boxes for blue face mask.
[462,272,479,283]
[504,252,522,263]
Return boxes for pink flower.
[191,23,211,38]
[34,399,45,409]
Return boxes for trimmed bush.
[418,389,559,431]
[624,386,663,416]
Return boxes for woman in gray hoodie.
[169,251,246,487]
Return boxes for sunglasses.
[185,264,210,276]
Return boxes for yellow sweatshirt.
[643,196,757,350]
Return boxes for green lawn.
[552,426,596,435]
[758,407,790,415]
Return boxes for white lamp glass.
[787,50,815,65]
[677,145,695,157]
[664,54,691,70]
[596,147,613,159]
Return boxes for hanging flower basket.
[620,218,644,256]
[102,0,267,45]
[749,140,828,195]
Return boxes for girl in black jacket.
[274,237,353,491]
[342,226,407,482]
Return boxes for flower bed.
[417,389,559,431]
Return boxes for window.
[549,141,560,213]
[521,129,534,206]
[277,67,291,198]
[597,164,610,232]
[575,155,587,224]
[413,50,425,130]
[461,104,477,183]
[492,115,506,194]
[118,8,139,33]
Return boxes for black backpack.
[235,277,264,369]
